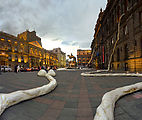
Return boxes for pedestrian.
[38,66,40,71]
[14,65,17,73]
[17,65,20,72]
[41,66,44,69]
[3,66,6,72]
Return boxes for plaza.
[0,70,142,120]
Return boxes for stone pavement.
[0,70,142,120]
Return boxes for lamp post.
[108,13,125,71]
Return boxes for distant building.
[77,49,91,67]
[0,30,58,70]
[91,0,142,72]
[52,48,66,68]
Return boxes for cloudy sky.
[0,0,107,57]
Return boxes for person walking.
[17,65,20,72]
[3,66,6,72]
[14,65,17,73]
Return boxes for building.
[18,30,44,68]
[0,30,58,70]
[77,49,91,67]
[0,31,28,70]
[52,48,66,68]
[91,0,142,72]
[48,51,58,68]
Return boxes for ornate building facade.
[52,48,66,67]
[0,30,58,70]
[77,49,91,67]
[91,0,142,72]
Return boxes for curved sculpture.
[0,69,57,116]
[81,72,142,77]
[94,82,142,120]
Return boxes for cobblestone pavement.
[0,70,142,120]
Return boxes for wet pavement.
[0,70,142,120]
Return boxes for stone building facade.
[0,30,58,70]
[91,0,142,72]
[0,31,29,70]
[52,48,66,68]
[77,49,91,67]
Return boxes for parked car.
[31,67,38,71]
[1,66,12,72]
[26,68,31,72]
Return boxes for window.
[117,64,119,69]
[117,48,120,61]
[30,48,33,54]
[8,44,12,51]
[21,56,24,62]
[8,55,12,61]
[124,44,128,60]
[139,11,142,25]
[15,46,18,52]
[112,55,114,62]
[1,38,4,41]
[15,55,18,62]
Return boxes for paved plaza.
[0,70,142,120]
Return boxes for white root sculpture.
[81,72,142,77]
[0,69,57,116]
[94,82,142,120]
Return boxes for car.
[1,66,12,72]
[26,68,31,72]
[31,67,38,71]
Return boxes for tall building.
[77,49,91,67]
[91,0,142,72]
[52,48,66,68]
[0,30,58,70]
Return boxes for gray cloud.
[0,0,106,49]
[61,41,78,46]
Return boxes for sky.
[0,0,107,57]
